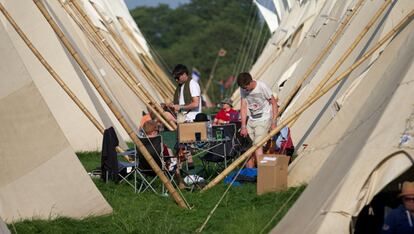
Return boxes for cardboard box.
[257,154,290,195]
[178,122,208,143]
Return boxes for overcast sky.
[124,0,190,9]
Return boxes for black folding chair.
[135,135,177,194]
[200,123,238,177]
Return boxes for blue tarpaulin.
[224,168,257,186]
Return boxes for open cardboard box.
[178,122,208,143]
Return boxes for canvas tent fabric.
[254,0,280,33]
[90,0,151,55]
[284,0,413,183]
[0,21,112,222]
[232,0,336,108]
[229,0,414,232]
[0,0,130,151]
[266,0,353,99]
[0,218,9,234]
[238,0,412,153]
[63,0,165,109]
[49,0,161,124]
[271,17,414,233]
[1,0,169,152]
[281,0,412,149]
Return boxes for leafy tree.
[130,0,270,103]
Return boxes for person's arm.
[174,81,201,112]
[183,96,200,110]
[214,110,228,125]
[240,98,248,137]
[175,96,200,112]
[213,111,220,125]
[381,209,397,234]
[213,117,219,125]
[163,111,176,123]
[270,95,278,129]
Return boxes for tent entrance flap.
[352,164,414,234]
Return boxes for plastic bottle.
[207,120,213,141]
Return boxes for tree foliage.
[130,0,270,102]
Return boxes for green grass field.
[8,151,305,234]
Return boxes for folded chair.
[101,127,135,185]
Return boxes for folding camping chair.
[200,123,238,177]
[134,135,177,194]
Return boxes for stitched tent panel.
[271,16,414,234]
[42,0,163,133]
[0,20,112,223]
[283,0,412,149]
[0,0,129,151]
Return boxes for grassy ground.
[8,151,305,234]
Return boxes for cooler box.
[257,154,289,195]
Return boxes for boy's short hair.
[172,64,189,79]
[237,72,253,87]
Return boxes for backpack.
[264,126,294,156]
[275,126,294,155]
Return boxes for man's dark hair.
[172,64,189,79]
[237,72,253,87]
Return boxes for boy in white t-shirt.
[168,64,202,122]
[238,72,278,168]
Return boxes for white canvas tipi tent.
[228,0,414,232]
[0,20,112,222]
[1,0,131,151]
[271,10,414,234]
[0,0,177,224]
[0,218,9,234]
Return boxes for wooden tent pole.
[139,53,175,97]
[0,3,128,156]
[138,54,167,92]
[308,0,391,99]
[251,45,283,81]
[143,54,175,94]
[117,16,176,93]
[287,0,391,127]
[67,0,177,130]
[202,10,413,191]
[89,2,169,101]
[34,0,187,208]
[62,0,176,131]
[66,0,176,131]
[279,0,366,115]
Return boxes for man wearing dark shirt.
[381,181,414,234]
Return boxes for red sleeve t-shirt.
[215,108,239,122]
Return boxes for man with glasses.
[237,72,278,168]
[168,64,201,122]
[382,181,414,233]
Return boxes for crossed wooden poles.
[0,1,187,208]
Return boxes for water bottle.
[207,120,213,141]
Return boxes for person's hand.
[240,127,248,137]
[271,122,277,130]
[173,104,180,112]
